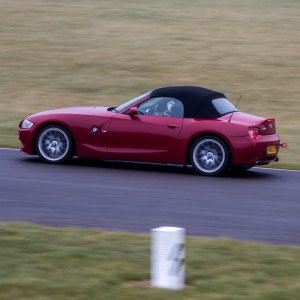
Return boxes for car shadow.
[223,168,276,179]
[21,156,277,179]
[72,158,197,175]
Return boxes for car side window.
[138,97,184,117]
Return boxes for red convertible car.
[19,86,281,176]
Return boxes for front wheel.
[190,136,229,176]
[35,125,73,163]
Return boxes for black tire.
[190,135,229,176]
[35,125,73,164]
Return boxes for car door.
[107,97,184,163]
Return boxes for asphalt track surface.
[1,148,299,246]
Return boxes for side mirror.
[129,107,138,116]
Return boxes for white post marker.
[151,226,185,290]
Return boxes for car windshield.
[114,92,151,113]
[212,98,238,115]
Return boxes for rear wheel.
[35,125,73,163]
[190,136,229,176]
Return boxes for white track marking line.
[254,167,300,173]
[0,147,19,151]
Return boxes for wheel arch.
[32,122,77,156]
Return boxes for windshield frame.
[114,92,151,113]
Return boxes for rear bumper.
[230,134,280,166]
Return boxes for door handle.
[168,124,180,128]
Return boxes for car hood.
[30,106,112,117]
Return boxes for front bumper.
[19,126,36,155]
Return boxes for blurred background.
[1,0,299,168]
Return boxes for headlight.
[21,119,34,129]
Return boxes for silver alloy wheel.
[192,138,226,174]
[37,127,70,162]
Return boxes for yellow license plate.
[267,145,277,155]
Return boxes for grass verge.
[1,223,300,300]
[0,0,299,169]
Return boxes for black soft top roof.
[150,86,226,118]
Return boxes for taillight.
[249,127,261,139]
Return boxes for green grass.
[0,0,299,168]
[1,223,300,300]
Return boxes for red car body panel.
[20,107,114,158]
[107,114,183,163]
[19,86,281,170]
